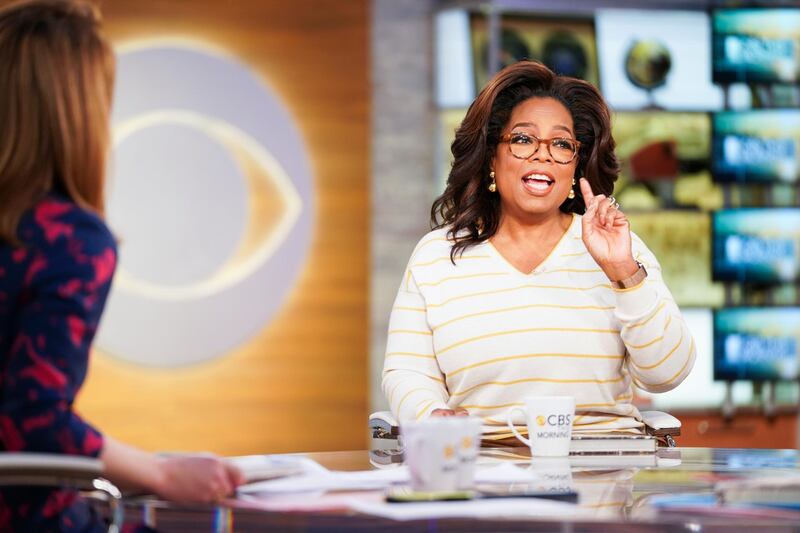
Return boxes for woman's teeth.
[522,174,554,189]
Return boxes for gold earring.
[488,171,496,193]
[567,177,576,199]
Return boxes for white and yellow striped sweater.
[382,214,696,437]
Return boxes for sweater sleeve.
[0,212,116,457]
[382,268,450,422]
[615,236,696,393]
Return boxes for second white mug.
[401,416,482,492]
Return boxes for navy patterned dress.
[0,193,116,532]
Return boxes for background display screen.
[712,209,800,284]
[712,110,800,184]
[713,8,800,84]
[714,307,800,381]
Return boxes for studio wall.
[64,0,369,454]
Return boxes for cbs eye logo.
[96,41,313,368]
[537,414,572,427]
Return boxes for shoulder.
[17,195,117,285]
[406,227,458,267]
[19,195,116,252]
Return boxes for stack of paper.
[228,454,326,483]
[347,496,589,521]
[239,461,549,495]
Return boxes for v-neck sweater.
[382,214,696,436]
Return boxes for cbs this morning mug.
[506,396,575,457]
[401,416,482,492]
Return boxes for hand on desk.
[431,407,469,417]
[101,436,246,504]
[155,454,245,504]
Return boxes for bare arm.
[101,436,245,503]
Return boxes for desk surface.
[128,447,800,532]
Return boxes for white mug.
[505,396,575,456]
[401,416,482,492]
[453,416,482,489]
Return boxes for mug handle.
[506,406,532,447]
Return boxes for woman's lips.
[521,172,555,196]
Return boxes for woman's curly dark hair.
[431,60,620,262]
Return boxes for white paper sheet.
[348,496,590,521]
[229,454,327,483]
[239,461,539,495]
[239,464,408,494]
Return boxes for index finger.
[579,177,595,202]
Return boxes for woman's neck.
[494,211,573,245]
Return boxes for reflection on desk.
[124,448,800,532]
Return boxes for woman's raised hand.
[579,178,638,282]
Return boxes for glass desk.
[125,447,800,532]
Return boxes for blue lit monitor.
[713,8,800,84]
[714,307,800,381]
[712,110,800,184]
[712,209,800,284]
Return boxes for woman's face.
[491,97,579,223]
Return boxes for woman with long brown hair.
[0,1,243,530]
[382,60,695,440]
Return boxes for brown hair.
[431,60,620,260]
[0,0,115,244]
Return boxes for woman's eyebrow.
[511,122,574,136]
[552,124,574,136]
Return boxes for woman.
[0,1,243,530]
[382,61,695,438]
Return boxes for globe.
[624,39,672,90]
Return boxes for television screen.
[714,307,800,381]
[712,208,800,284]
[470,13,599,92]
[712,8,800,84]
[711,110,800,184]
[595,9,723,111]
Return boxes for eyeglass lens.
[508,133,578,163]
